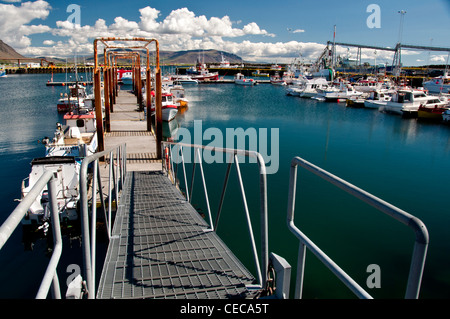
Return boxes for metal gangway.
[0,142,428,299]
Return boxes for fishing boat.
[22,105,98,226]
[378,89,448,117]
[149,91,178,122]
[120,71,133,85]
[352,78,382,93]
[270,73,286,85]
[362,89,394,109]
[234,73,255,86]
[316,81,363,101]
[346,93,370,108]
[252,70,269,77]
[270,64,282,70]
[187,59,219,82]
[21,156,81,225]
[0,65,6,78]
[170,75,198,84]
[423,73,450,94]
[56,83,88,112]
[417,104,449,121]
[299,77,330,98]
[170,84,189,109]
[44,111,98,158]
[217,53,231,68]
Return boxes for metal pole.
[155,66,162,158]
[104,67,110,132]
[36,173,62,299]
[93,39,104,153]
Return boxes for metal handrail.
[161,141,269,288]
[79,143,127,299]
[0,170,63,299]
[287,156,429,299]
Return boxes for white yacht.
[363,89,393,109]
[352,78,382,93]
[299,77,330,98]
[423,73,450,94]
[378,89,448,117]
[317,81,363,101]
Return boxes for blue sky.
[1,0,450,65]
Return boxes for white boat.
[150,91,179,122]
[317,81,363,101]
[187,59,219,81]
[352,78,382,93]
[234,73,255,86]
[118,69,133,85]
[22,106,98,226]
[170,75,198,84]
[363,89,393,109]
[270,64,282,70]
[270,73,286,85]
[299,77,330,98]
[44,110,98,158]
[378,89,448,117]
[0,65,6,78]
[217,53,231,68]
[21,156,81,225]
[252,70,269,77]
[57,83,88,112]
[170,84,189,109]
[423,73,450,94]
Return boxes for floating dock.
[96,89,257,299]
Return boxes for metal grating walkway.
[96,171,256,299]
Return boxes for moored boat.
[234,73,255,86]
[423,73,450,94]
[21,156,81,225]
[379,89,448,117]
[0,65,6,78]
[252,70,269,77]
[363,89,393,109]
[188,59,219,82]
[417,104,448,121]
[56,83,88,112]
[270,73,286,85]
[150,91,179,122]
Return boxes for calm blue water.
[1,73,449,298]
[175,80,450,299]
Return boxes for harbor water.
[1,73,450,298]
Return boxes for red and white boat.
[57,83,87,112]
[270,73,286,86]
[234,73,255,86]
[150,91,178,122]
[187,59,219,82]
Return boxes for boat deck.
[96,89,256,299]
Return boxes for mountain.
[159,50,243,64]
[81,49,243,65]
[0,40,25,60]
[0,44,243,65]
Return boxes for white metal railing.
[161,141,269,289]
[0,170,63,299]
[79,143,127,299]
[287,156,429,299]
